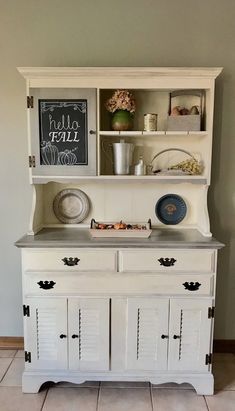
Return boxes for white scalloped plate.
[53,189,90,224]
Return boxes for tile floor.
[0,350,235,410]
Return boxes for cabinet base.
[22,371,214,395]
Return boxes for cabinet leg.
[191,374,214,395]
[22,374,47,393]
[150,374,214,396]
[22,372,87,393]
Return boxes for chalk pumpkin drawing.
[39,100,88,166]
[41,142,59,165]
[59,150,78,165]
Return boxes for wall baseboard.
[213,339,235,354]
[0,337,234,353]
[0,337,24,350]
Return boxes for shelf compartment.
[99,89,208,132]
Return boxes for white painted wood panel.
[68,298,109,371]
[24,298,67,370]
[120,249,215,273]
[168,298,212,371]
[125,298,169,371]
[23,249,117,271]
[24,272,214,297]
[111,298,128,371]
[42,182,203,228]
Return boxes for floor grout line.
[96,383,101,411]
[41,387,49,411]
[150,384,154,411]
[204,395,210,411]
[0,357,15,384]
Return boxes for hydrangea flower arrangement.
[105,89,136,113]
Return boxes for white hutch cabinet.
[16,67,223,394]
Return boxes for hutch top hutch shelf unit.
[18,67,222,185]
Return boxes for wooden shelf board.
[99,131,207,137]
[32,175,207,184]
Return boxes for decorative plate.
[53,189,90,224]
[155,194,187,225]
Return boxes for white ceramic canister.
[144,113,158,131]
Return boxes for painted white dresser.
[15,67,224,394]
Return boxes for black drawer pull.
[37,280,56,290]
[158,258,176,267]
[59,334,67,339]
[183,281,201,291]
[72,334,79,339]
[161,334,169,339]
[173,335,181,339]
[62,257,80,266]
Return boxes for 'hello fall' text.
[49,114,80,142]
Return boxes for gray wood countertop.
[15,228,224,249]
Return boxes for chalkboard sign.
[39,100,88,166]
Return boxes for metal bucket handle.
[101,140,114,164]
[148,148,197,174]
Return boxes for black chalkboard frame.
[38,99,88,166]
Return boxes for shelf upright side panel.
[97,88,100,176]
[205,84,215,185]
[26,80,33,185]
[28,184,44,235]
[197,185,211,237]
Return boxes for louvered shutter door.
[68,298,109,371]
[168,298,212,371]
[25,298,67,370]
[126,298,169,371]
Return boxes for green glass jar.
[111,110,133,131]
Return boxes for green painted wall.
[0,0,234,338]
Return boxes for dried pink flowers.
[105,90,136,113]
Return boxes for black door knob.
[173,335,181,339]
[161,334,169,339]
[59,334,67,339]
[72,334,79,339]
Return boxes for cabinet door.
[125,298,169,371]
[68,298,109,371]
[168,299,212,371]
[24,298,67,370]
[30,88,96,176]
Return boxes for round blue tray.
[155,194,187,225]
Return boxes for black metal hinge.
[23,305,30,317]
[25,351,31,363]
[29,155,36,168]
[205,353,212,365]
[208,307,215,319]
[27,96,34,108]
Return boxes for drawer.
[119,249,215,273]
[24,272,214,297]
[22,249,117,272]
